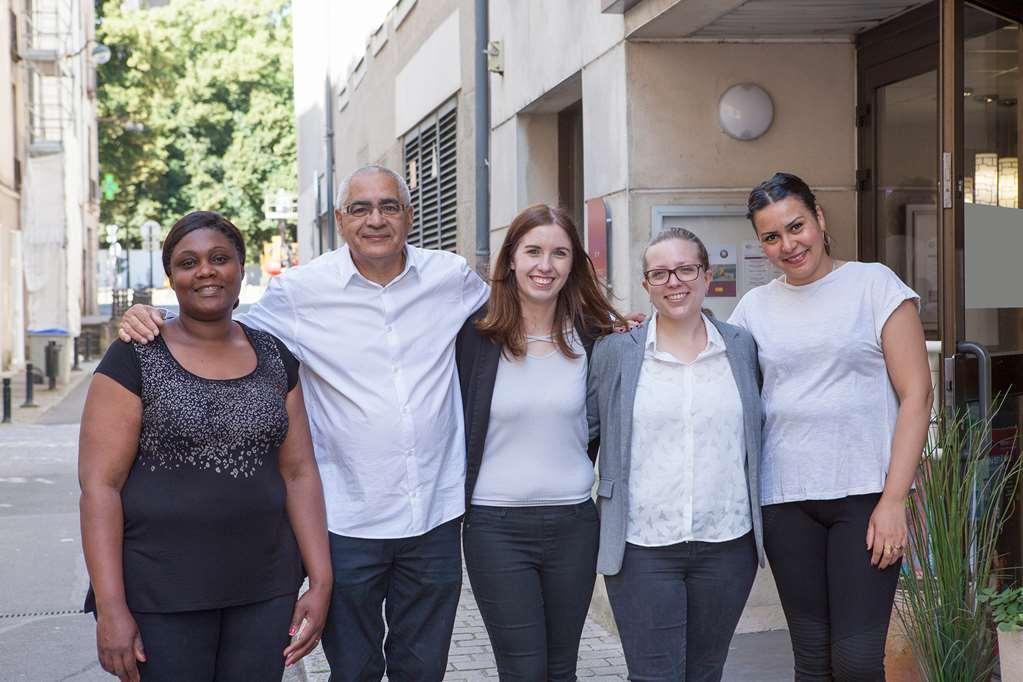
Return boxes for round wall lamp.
[718,83,774,141]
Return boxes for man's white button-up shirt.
[240,244,489,539]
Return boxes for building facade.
[1,0,100,376]
[295,0,1023,631]
[1,0,28,372]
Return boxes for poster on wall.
[707,244,737,297]
[742,240,783,289]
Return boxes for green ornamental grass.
[896,401,1022,681]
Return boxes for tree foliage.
[97,0,295,255]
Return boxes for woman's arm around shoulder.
[277,382,332,668]
[78,345,146,682]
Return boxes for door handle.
[955,340,992,580]
[956,341,992,443]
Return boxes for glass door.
[955,1,1023,565]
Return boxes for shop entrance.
[859,0,1023,564]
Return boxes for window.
[404,100,457,252]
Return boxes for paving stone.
[296,568,791,681]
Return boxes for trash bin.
[26,328,72,388]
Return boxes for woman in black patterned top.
[79,211,332,682]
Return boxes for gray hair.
[334,165,412,208]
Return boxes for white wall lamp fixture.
[718,83,774,141]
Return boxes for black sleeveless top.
[85,322,304,613]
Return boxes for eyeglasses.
[643,264,704,286]
[342,200,406,218]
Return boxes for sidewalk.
[1,359,98,426]
[296,575,793,681]
[0,369,795,681]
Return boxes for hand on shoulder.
[118,305,165,344]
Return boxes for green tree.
[97,0,295,257]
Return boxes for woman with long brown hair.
[456,203,623,681]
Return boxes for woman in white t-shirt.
[729,172,932,681]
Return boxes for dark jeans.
[321,517,462,682]
[605,532,757,682]
[131,592,295,682]
[763,493,901,682]
[463,500,600,681]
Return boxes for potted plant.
[979,585,1023,679]
[896,404,1023,681]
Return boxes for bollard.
[2,378,10,423]
[21,363,36,408]
[46,342,57,390]
[72,337,81,371]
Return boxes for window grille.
[403,100,457,252]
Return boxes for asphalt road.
[0,379,108,681]
[0,377,304,682]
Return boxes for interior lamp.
[998,157,1018,209]
[718,84,774,141]
[974,153,998,206]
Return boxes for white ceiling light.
[719,83,774,141]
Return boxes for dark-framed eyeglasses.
[643,264,705,286]
[343,200,406,218]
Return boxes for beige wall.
[0,0,17,191]
[618,41,857,311]
[0,0,25,370]
[582,44,630,200]
[332,0,482,258]
[489,113,559,236]
[627,42,855,189]
[489,0,624,127]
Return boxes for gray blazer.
[587,316,766,575]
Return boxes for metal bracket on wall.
[487,41,503,75]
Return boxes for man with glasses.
[118,165,489,681]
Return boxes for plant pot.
[885,610,922,681]
[998,628,1023,680]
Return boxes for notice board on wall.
[653,205,782,321]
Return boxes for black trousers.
[763,493,901,682]
[604,532,757,682]
[463,500,599,682]
[131,592,295,682]
[321,517,463,682]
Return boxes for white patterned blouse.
[626,313,752,546]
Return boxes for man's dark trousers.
[321,517,462,682]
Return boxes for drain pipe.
[324,76,336,250]
[474,0,490,276]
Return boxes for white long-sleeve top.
[240,244,489,538]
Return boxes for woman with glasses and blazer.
[587,227,765,682]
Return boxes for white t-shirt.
[471,334,594,507]
[728,262,919,505]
